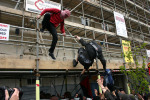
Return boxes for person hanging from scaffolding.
[36,8,71,60]
[73,35,106,75]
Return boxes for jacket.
[79,39,102,60]
[40,8,65,33]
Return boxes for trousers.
[90,41,106,70]
[42,13,58,53]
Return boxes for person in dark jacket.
[37,8,71,60]
[73,35,106,75]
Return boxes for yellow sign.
[122,40,134,63]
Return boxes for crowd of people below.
[39,77,150,100]
[3,75,150,100]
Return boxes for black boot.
[73,59,78,67]
[49,53,56,60]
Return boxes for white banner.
[114,11,128,38]
[0,23,10,41]
[26,0,61,13]
[146,50,150,57]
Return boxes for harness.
[89,42,98,57]
[89,42,99,71]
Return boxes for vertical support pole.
[63,36,66,61]
[142,1,149,63]
[99,0,104,25]
[61,0,66,61]
[146,0,150,34]
[133,0,145,64]
[120,38,130,94]
[97,74,102,94]
[96,56,102,94]
[36,19,40,100]
[74,76,77,93]
[96,0,107,94]
[133,0,142,37]
[112,0,116,10]
[20,0,25,59]
[60,76,65,96]
[103,39,108,61]
[92,30,95,40]
[99,0,108,61]
[142,1,150,34]
[61,0,63,10]
[73,44,76,59]
[81,1,87,38]
[65,75,67,92]
[138,42,144,62]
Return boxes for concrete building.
[0,0,150,99]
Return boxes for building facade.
[0,0,150,99]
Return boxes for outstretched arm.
[60,21,66,36]
[81,69,86,75]
[97,78,107,93]
[75,36,88,46]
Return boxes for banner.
[122,40,134,63]
[26,0,61,13]
[146,50,150,57]
[0,23,10,41]
[114,11,128,38]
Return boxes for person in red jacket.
[37,8,71,59]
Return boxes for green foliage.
[120,42,149,94]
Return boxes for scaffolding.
[0,0,150,99]
[0,0,149,62]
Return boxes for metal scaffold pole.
[70,0,84,12]
[99,0,109,61]
[61,0,63,10]
[36,19,40,100]
[20,0,25,59]
[96,56,102,94]
[81,1,87,38]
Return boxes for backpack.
[78,48,93,67]
[103,69,114,86]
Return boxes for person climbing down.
[37,8,71,60]
[73,47,94,75]
[73,35,106,75]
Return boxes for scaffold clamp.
[33,69,40,77]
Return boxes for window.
[101,23,109,31]
[81,16,90,26]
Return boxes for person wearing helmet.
[37,8,71,59]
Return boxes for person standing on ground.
[37,8,71,59]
